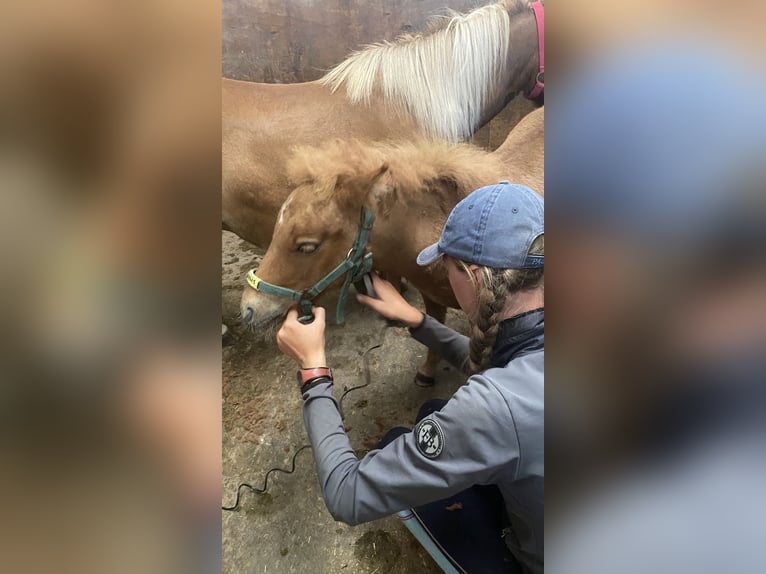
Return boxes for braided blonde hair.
[456,235,544,373]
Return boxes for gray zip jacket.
[302,310,544,574]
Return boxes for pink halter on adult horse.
[222,0,544,248]
[240,107,543,383]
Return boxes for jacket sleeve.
[302,376,520,525]
[409,314,471,373]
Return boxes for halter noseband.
[246,207,376,324]
[526,0,545,100]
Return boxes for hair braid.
[458,235,544,373]
[467,278,511,372]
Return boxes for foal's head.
[240,157,394,330]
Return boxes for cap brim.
[416,243,443,266]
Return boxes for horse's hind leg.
[414,297,446,387]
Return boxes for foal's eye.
[296,242,319,254]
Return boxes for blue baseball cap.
[416,182,544,268]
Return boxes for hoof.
[414,372,436,387]
[222,323,233,346]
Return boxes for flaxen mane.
[319,0,530,141]
[287,139,507,201]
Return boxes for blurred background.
[546,1,766,572]
[0,0,221,572]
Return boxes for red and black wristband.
[297,367,333,394]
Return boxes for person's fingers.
[370,273,396,293]
[312,306,325,321]
[284,308,299,322]
[357,293,383,310]
[357,294,396,322]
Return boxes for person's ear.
[469,264,484,289]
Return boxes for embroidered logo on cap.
[415,419,444,459]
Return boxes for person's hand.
[356,274,424,329]
[277,307,327,368]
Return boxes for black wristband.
[300,375,333,395]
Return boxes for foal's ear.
[364,164,397,217]
[335,164,396,215]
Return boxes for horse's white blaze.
[277,196,293,227]
[320,0,525,142]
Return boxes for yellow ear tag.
[246,271,261,290]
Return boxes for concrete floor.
[222,231,469,573]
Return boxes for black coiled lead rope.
[222,327,390,511]
[221,444,312,511]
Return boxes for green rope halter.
[246,207,376,324]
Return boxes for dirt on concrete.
[222,230,469,573]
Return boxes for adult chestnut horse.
[240,107,543,382]
[222,0,544,248]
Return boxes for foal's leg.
[414,297,446,387]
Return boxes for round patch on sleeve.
[415,418,444,459]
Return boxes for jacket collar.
[491,308,544,367]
